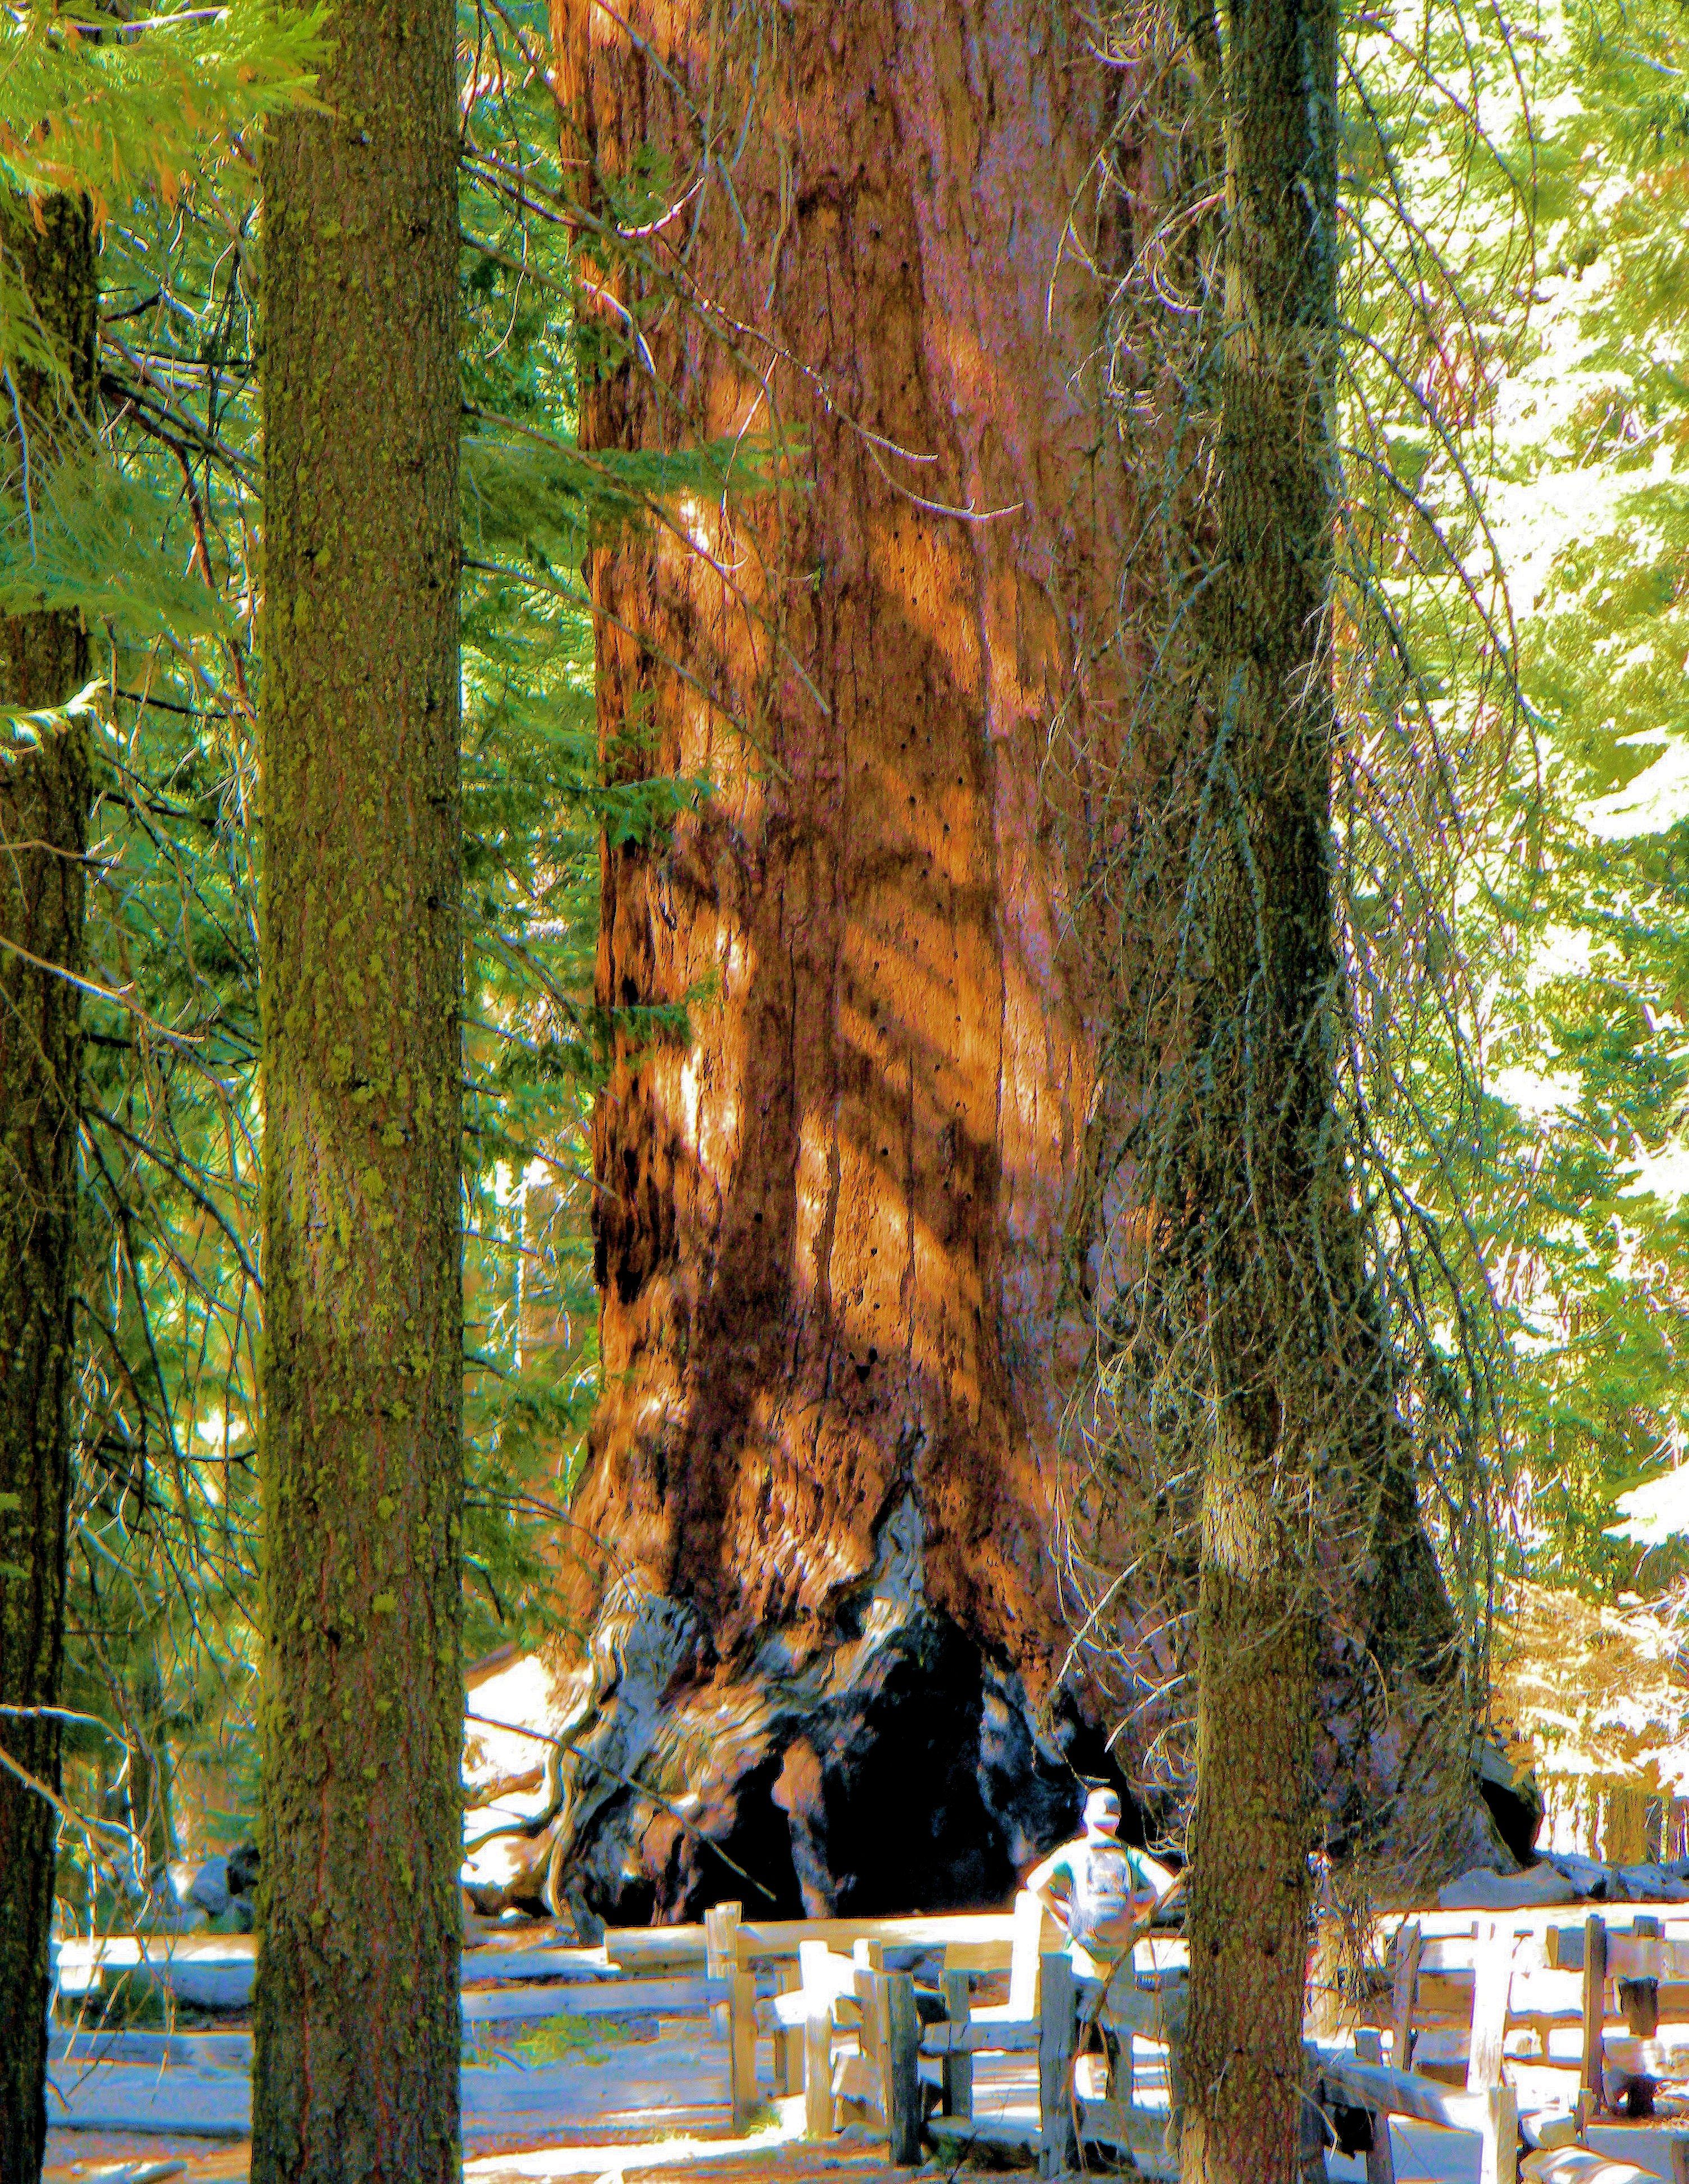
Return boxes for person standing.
[1027,1787,1180,1980]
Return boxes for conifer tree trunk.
[0,192,98,2184]
[250,0,463,2172]
[513,0,1141,1920]
[1176,2,1340,2178]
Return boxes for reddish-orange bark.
[531,0,1140,1916]
[485,3,1501,1930]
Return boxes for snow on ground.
[42,2028,1683,2184]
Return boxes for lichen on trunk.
[1168,0,1346,2176]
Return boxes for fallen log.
[461,1977,717,2022]
[49,1981,701,2079]
[57,1932,616,2013]
[55,1934,254,2007]
[1522,2155,1674,2184]
[926,2114,1050,2160]
[49,2030,251,2070]
[1312,2048,1518,2184]
[1581,2128,1689,2184]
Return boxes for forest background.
[0,0,1685,1950]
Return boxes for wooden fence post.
[1581,1914,1608,2118]
[941,1967,973,2120]
[1389,1920,1423,2072]
[804,1994,833,2142]
[1620,1912,1661,2036]
[875,1969,921,2165]
[1352,2030,1397,2184]
[1478,2083,1517,2184]
[1466,1921,1514,2093]
[1038,1950,1077,2178]
[774,1962,801,2094]
[705,1901,743,2041]
[855,1938,885,2067]
[729,1965,758,2135]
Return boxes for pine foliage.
[1379,0,1689,1590]
[7,0,737,1911]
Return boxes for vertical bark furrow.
[0,189,97,2184]
[252,0,463,2173]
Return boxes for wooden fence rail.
[48,1891,1689,2181]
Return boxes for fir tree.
[1165,1,1344,2172]
[23,0,675,1933]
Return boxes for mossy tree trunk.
[0,191,97,2184]
[251,0,463,2173]
[1176,2,1341,2180]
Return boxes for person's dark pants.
[1073,1972,1123,2093]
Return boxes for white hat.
[1083,1787,1121,1834]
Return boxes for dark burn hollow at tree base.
[470,1543,1145,1925]
[465,1498,1513,1929]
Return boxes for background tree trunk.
[0,190,97,2184]
[251,0,463,2173]
[502,0,1141,1925]
[125,1638,178,1885]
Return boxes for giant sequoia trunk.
[475,0,1143,1926]
[251,1,463,2176]
[461,0,1505,1931]
[0,192,97,2184]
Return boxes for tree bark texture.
[252,2,463,2175]
[0,191,97,2184]
[501,0,1144,1924]
[1174,2,1341,2180]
